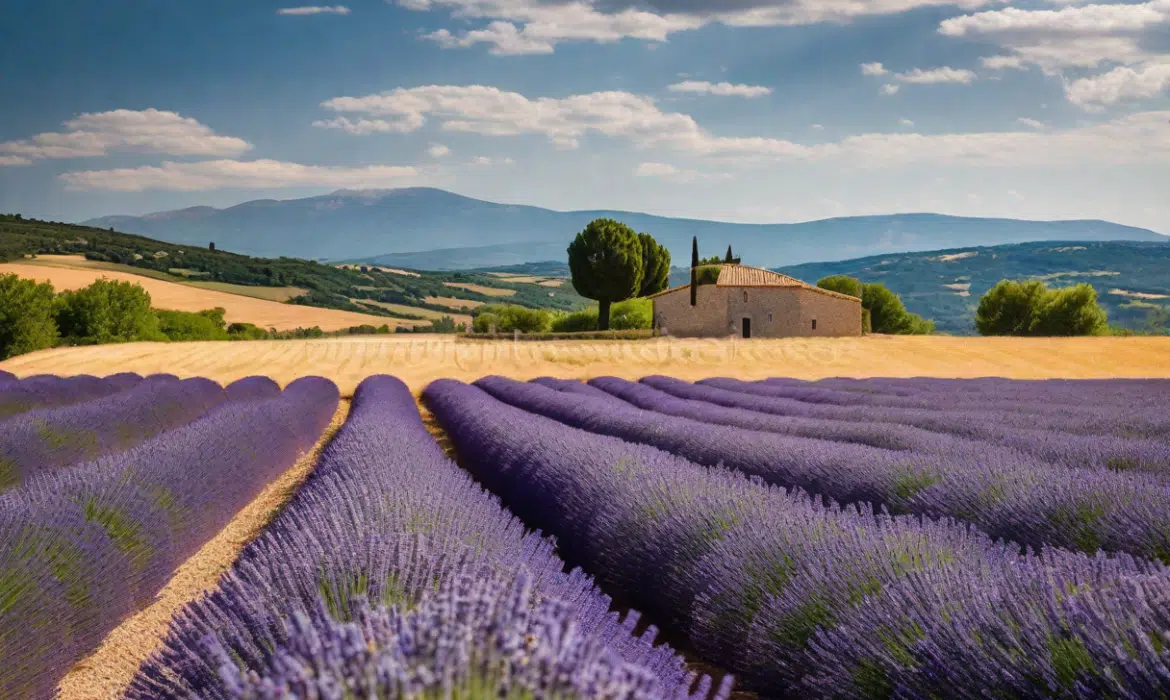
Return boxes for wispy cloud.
[59,159,420,191]
[427,143,451,157]
[634,162,730,183]
[1017,117,1046,129]
[880,84,901,95]
[0,109,251,162]
[667,80,772,98]
[277,5,351,15]
[894,66,977,84]
[860,62,888,76]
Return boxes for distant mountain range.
[83,188,1167,270]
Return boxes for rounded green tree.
[568,219,644,331]
[638,233,671,297]
[0,274,59,360]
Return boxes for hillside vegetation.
[781,240,1170,334]
[0,214,590,321]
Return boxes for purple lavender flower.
[129,375,719,700]
[424,378,1170,697]
[0,376,228,491]
[0,376,339,699]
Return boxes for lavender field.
[1,372,1169,698]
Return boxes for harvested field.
[352,299,473,326]
[4,335,1170,397]
[0,260,393,331]
[424,295,484,309]
[443,282,516,296]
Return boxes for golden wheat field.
[5,334,1169,395]
[0,257,406,331]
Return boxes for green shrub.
[156,308,229,341]
[609,298,652,330]
[0,274,59,359]
[695,265,722,285]
[976,280,1107,336]
[472,305,552,333]
[551,298,651,332]
[862,283,933,335]
[55,279,163,344]
[817,275,863,299]
[551,308,599,333]
[227,322,270,340]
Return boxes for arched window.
[743,290,748,302]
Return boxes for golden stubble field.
[5,334,1170,395]
[0,257,406,332]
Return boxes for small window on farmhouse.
[812,319,818,330]
[743,290,748,302]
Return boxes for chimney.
[690,236,698,306]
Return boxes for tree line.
[0,274,463,360]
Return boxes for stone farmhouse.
[650,263,863,338]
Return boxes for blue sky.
[3,0,1169,233]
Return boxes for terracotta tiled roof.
[717,265,805,288]
[647,264,861,302]
[719,264,861,301]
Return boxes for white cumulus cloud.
[1065,61,1170,108]
[317,84,1170,169]
[860,62,889,76]
[667,80,772,97]
[402,0,1007,55]
[0,109,251,162]
[428,143,452,157]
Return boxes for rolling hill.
[83,188,1167,269]
[777,240,1170,334]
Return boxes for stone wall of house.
[792,287,863,337]
[652,284,729,337]
[656,283,862,338]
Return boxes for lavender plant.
[224,376,281,402]
[210,568,681,700]
[0,375,228,491]
[472,376,1170,562]
[0,376,338,700]
[0,373,144,422]
[694,377,1170,467]
[424,378,1170,697]
[129,375,720,700]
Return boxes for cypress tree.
[690,236,698,306]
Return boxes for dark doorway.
[742,317,751,339]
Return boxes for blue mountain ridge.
[83,187,1166,270]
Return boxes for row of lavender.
[130,375,725,699]
[474,375,1170,564]
[0,372,142,421]
[0,375,234,491]
[0,374,339,699]
[425,378,1170,698]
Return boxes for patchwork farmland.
[3,337,1170,698]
